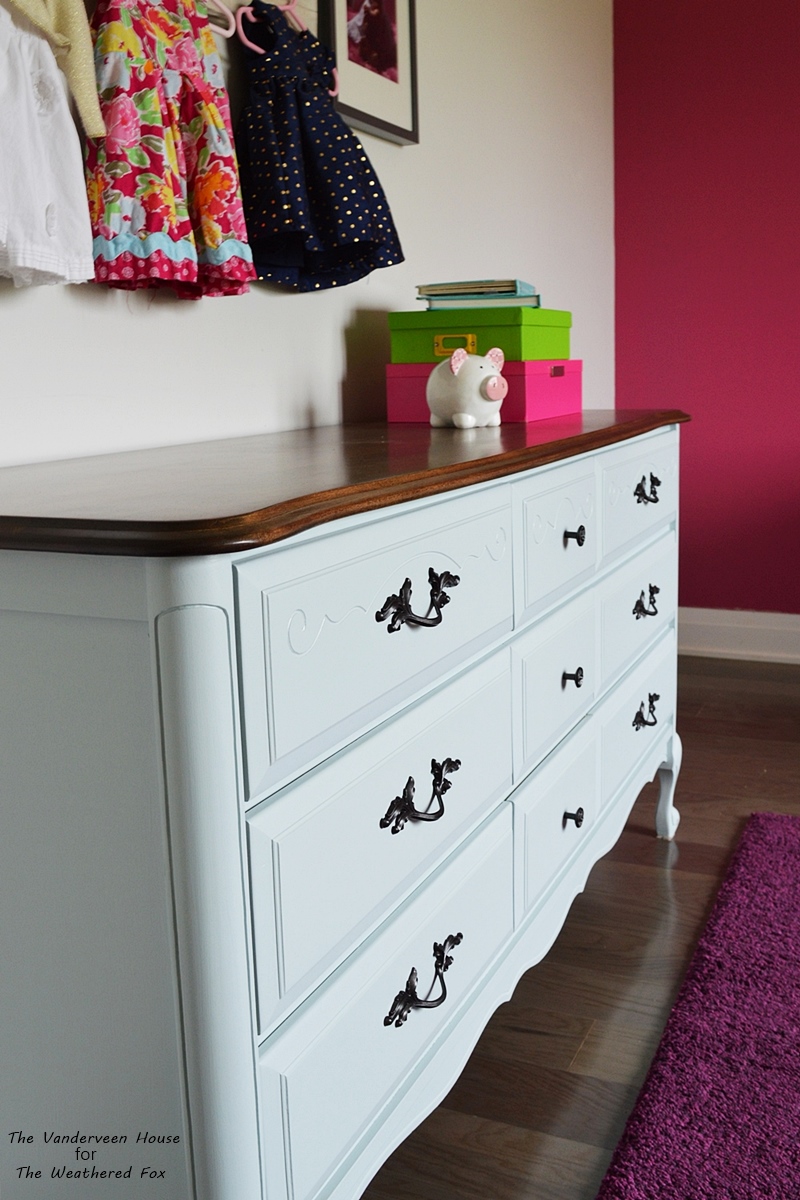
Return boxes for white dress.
[0,0,94,286]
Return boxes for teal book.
[425,294,542,310]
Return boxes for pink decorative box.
[386,359,582,423]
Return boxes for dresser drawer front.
[600,429,679,563]
[512,591,597,780]
[513,459,597,620]
[599,530,677,690]
[258,807,514,1200]
[600,630,677,805]
[247,652,512,1034]
[236,489,513,797]
[513,717,598,918]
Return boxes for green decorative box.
[388,308,572,364]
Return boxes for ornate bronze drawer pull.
[562,667,584,689]
[376,567,460,633]
[633,583,660,619]
[632,692,660,730]
[384,932,463,1028]
[563,807,585,828]
[380,757,461,835]
[634,472,661,505]
[563,524,586,547]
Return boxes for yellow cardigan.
[10,0,106,137]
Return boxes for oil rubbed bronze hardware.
[563,524,586,547]
[563,807,585,828]
[376,567,460,633]
[383,933,463,1028]
[633,583,660,619]
[634,472,661,505]
[380,758,461,835]
[562,667,584,689]
[632,692,660,730]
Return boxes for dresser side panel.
[0,602,190,1199]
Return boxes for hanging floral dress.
[85,0,256,297]
[235,1,403,291]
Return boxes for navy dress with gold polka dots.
[235,2,403,290]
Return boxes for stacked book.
[416,278,542,310]
[386,279,582,424]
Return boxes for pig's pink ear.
[449,348,468,374]
[486,347,505,371]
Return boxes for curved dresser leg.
[655,732,682,840]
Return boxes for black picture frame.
[318,0,418,145]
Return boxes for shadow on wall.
[341,308,391,423]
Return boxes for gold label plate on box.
[433,333,477,356]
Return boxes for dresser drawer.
[513,457,597,622]
[258,806,514,1200]
[513,716,598,918]
[599,428,679,563]
[599,630,677,806]
[512,590,597,780]
[247,652,512,1034]
[236,488,513,798]
[599,529,677,690]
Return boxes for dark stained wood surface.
[362,656,800,1200]
[0,411,688,556]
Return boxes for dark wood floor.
[363,655,800,1200]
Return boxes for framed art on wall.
[319,0,418,144]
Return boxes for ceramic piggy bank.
[425,347,509,428]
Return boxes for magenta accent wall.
[614,1,800,614]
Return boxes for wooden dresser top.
[0,411,689,556]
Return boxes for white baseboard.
[678,607,800,665]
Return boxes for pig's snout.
[481,374,508,402]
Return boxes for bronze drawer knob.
[563,524,586,547]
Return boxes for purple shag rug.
[595,812,800,1199]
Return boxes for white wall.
[0,0,613,467]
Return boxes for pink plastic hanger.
[206,0,236,37]
[236,1,340,96]
[275,0,307,31]
[236,0,304,48]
